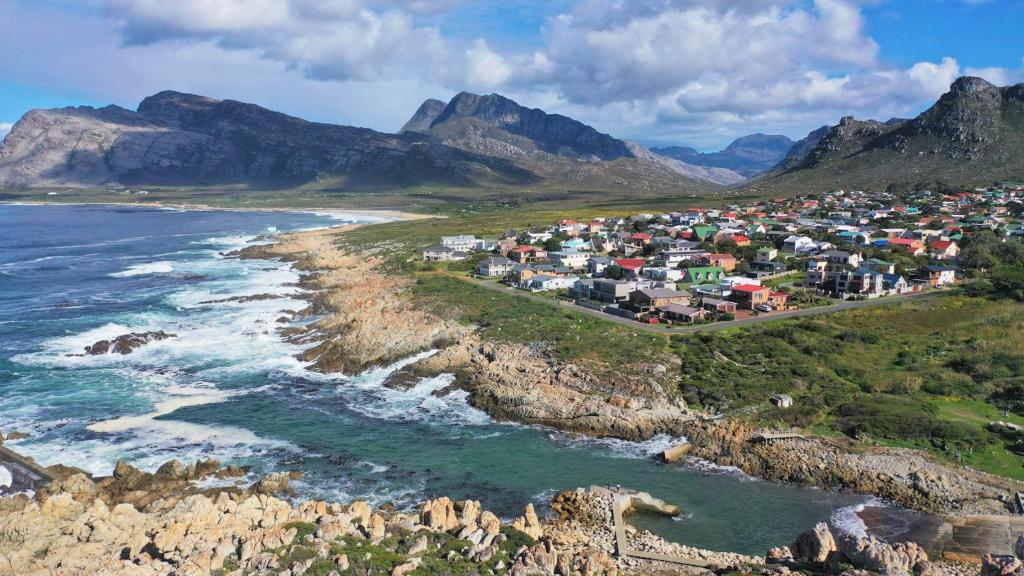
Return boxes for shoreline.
[235,224,1024,553]
[0,199,436,223]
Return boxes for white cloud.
[465,40,511,89]
[0,122,13,139]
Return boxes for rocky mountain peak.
[137,90,220,129]
[400,98,446,133]
[909,76,1004,145]
[948,76,997,96]
[427,91,634,161]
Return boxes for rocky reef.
[76,330,177,355]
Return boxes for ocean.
[0,203,874,555]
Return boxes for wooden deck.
[750,430,807,443]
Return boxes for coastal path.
[458,275,947,336]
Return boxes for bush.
[834,395,989,451]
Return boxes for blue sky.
[1,0,1022,149]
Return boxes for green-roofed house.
[863,258,895,274]
[691,225,719,242]
[684,266,726,283]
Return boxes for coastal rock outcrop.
[80,331,176,355]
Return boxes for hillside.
[748,77,1024,194]
[0,91,723,196]
[652,133,794,177]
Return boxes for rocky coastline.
[3,455,1000,576]
[236,226,1022,522]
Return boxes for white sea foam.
[88,385,239,433]
[110,261,174,277]
[0,465,12,489]
[830,496,886,537]
[552,432,686,459]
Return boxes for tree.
[543,237,562,252]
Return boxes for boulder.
[982,555,1024,576]
[837,534,929,576]
[420,497,458,532]
[791,522,837,564]
[512,503,543,540]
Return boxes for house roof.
[732,284,769,294]
[730,235,751,243]
[638,288,691,300]
[929,240,956,250]
[615,258,647,270]
[708,253,736,260]
[661,304,701,315]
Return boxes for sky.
[1,0,1022,150]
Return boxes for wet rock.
[82,331,176,355]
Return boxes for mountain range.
[2,76,1022,196]
[0,90,737,194]
[749,77,1024,194]
[652,134,795,178]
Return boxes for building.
[756,248,778,263]
[700,253,737,272]
[684,266,726,283]
[768,291,790,310]
[783,235,815,253]
[591,279,635,303]
[477,256,514,278]
[630,288,691,308]
[770,394,794,408]
[821,250,862,268]
[587,255,616,276]
[805,259,830,287]
[526,275,577,292]
[922,265,957,287]
[549,250,589,269]
[730,284,770,309]
[834,270,884,295]
[441,235,480,251]
[614,258,647,278]
[495,238,518,255]
[422,246,468,262]
[510,246,548,263]
[701,298,737,314]
[660,304,706,323]
[928,240,960,260]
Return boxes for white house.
[527,275,578,292]
[783,235,815,253]
[549,250,589,269]
[644,267,685,282]
[441,235,480,251]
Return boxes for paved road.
[459,275,948,335]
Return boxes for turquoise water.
[0,203,873,556]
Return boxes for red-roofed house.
[768,291,790,310]
[615,258,647,274]
[928,240,959,260]
[889,238,925,256]
[730,284,770,310]
[628,232,653,245]
[730,234,752,246]
[510,245,548,263]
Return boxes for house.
[730,234,752,246]
[591,279,635,303]
[614,258,647,277]
[834,270,884,295]
[756,248,779,263]
[821,250,862,268]
[700,253,737,272]
[684,266,726,283]
[495,238,518,255]
[771,394,794,408]
[477,256,513,277]
[527,275,577,292]
[587,255,616,276]
[783,235,815,253]
[441,235,479,251]
[888,238,926,256]
[701,298,737,314]
[730,284,770,309]
[805,259,830,287]
[644,266,686,282]
[510,246,548,263]
[928,240,960,260]
[660,304,706,323]
[572,278,595,300]
[631,288,691,308]
[549,250,588,269]
[509,264,553,285]
[863,258,896,274]
[655,250,708,267]
[882,273,909,292]
[922,265,957,287]
[768,291,790,310]
[423,246,468,262]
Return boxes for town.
[421,184,1024,327]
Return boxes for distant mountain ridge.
[0,90,728,192]
[652,134,794,177]
[749,76,1024,193]
[402,92,747,185]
